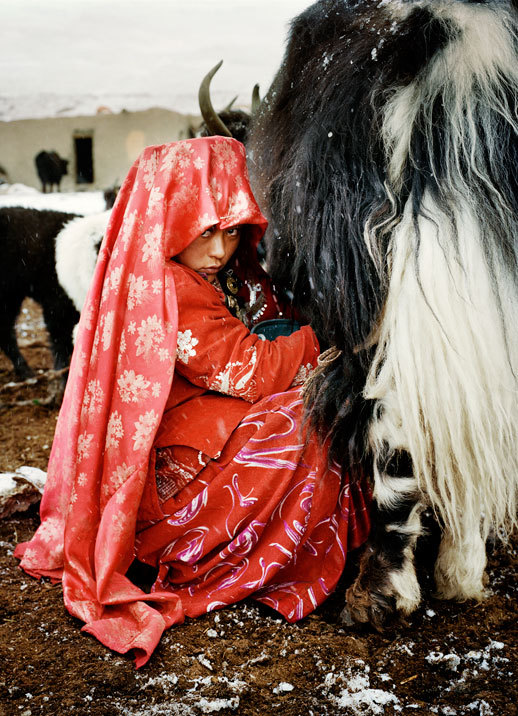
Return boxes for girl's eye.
[201,227,215,238]
[227,228,240,237]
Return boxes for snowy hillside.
[1,0,311,121]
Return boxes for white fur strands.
[382,1,518,198]
[365,0,518,544]
[366,196,518,541]
[55,211,110,312]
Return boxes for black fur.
[34,151,69,193]
[197,109,252,144]
[249,0,518,473]
[0,207,80,378]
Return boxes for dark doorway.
[74,135,94,184]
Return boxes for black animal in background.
[0,207,80,379]
[34,151,69,193]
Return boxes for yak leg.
[37,286,77,373]
[0,296,33,379]
[38,292,77,404]
[343,448,424,629]
[434,516,487,602]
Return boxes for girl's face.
[176,225,241,282]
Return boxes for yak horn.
[251,84,261,114]
[223,96,238,113]
[198,60,232,138]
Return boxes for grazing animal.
[34,151,69,193]
[0,207,80,379]
[250,0,518,626]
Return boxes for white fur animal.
[55,210,111,313]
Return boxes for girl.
[16,137,370,666]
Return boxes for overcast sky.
[1,0,312,121]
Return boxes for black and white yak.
[0,207,109,380]
[249,0,518,627]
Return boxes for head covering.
[15,137,267,665]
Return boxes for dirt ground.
[0,300,516,716]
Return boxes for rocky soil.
[0,300,516,716]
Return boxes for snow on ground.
[0,185,106,214]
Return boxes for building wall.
[0,107,199,191]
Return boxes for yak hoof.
[342,579,397,632]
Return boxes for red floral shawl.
[15,137,268,663]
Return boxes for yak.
[195,60,260,144]
[0,206,108,383]
[34,150,69,193]
[249,0,518,627]
[0,207,80,379]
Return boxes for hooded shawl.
[15,137,269,664]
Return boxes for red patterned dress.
[15,137,371,666]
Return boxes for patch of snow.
[0,183,39,196]
[273,682,294,694]
[467,700,494,715]
[426,651,461,671]
[138,672,179,690]
[321,662,399,715]
[198,654,213,671]
[196,697,240,713]
[0,188,106,215]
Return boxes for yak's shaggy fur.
[55,210,110,313]
[0,207,80,379]
[250,0,518,623]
